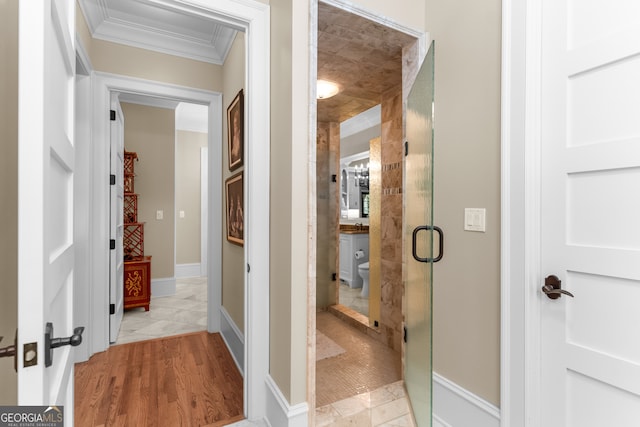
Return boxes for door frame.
[309,0,426,417]
[501,0,542,426]
[82,1,271,420]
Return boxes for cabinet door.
[339,235,352,283]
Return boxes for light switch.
[179,210,185,219]
[464,208,486,232]
[156,210,164,220]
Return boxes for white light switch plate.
[156,210,164,220]
[179,210,185,219]
[464,208,486,232]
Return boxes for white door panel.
[540,0,640,425]
[109,95,125,343]
[18,0,77,422]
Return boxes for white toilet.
[358,262,370,297]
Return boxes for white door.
[17,0,78,423]
[540,1,640,425]
[109,95,125,343]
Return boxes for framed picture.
[225,172,244,246]
[227,89,244,171]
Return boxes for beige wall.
[0,0,18,405]
[222,33,246,332]
[427,0,502,406]
[121,103,176,279]
[176,130,207,264]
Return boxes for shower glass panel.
[404,40,435,427]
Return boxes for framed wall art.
[225,172,244,246]
[227,89,244,171]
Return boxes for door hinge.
[247,263,251,273]
[110,174,116,185]
[404,141,409,156]
[110,239,116,250]
[331,272,337,281]
[110,109,116,121]
[403,326,407,343]
[331,174,337,183]
[109,304,115,315]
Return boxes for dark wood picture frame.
[225,172,244,246]
[227,89,244,171]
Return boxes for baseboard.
[265,375,309,427]
[151,277,176,297]
[175,263,202,278]
[220,306,244,375]
[433,372,500,427]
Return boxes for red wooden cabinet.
[124,256,152,311]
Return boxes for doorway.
[312,0,428,421]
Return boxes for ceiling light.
[317,80,340,99]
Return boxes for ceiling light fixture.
[317,79,340,99]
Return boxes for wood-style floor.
[75,331,244,427]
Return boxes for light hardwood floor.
[75,331,243,426]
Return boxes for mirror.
[340,153,369,219]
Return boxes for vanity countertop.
[340,224,369,234]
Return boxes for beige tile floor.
[115,276,208,345]
[339,280,369,316]
[315,381,416,427]
[315,311,417,426]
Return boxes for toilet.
[358,262,370,297]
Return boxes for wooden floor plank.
[75,331,243,426]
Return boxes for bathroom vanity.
[339,227,369,288]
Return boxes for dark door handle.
[542,275,574,299]
[45,323,84,367]
[0,331,17,371]
[412,225,444,263]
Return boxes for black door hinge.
[331,174,337,183]
[404,326,407,343]
[110,239,116,250]
[110,110,116,121]
[331,273,337,281]
[110,174,116,185]
[404,141,409,156]
[109,304,115,315]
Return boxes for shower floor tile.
[315,311,401,408]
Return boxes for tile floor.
[339,280,369,316]
[315,310,416,426]
[115,276,208,345]
[315,381,416,427]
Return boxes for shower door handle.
[412,225,444,263]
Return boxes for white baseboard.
[220,306,244,375]
[151,277,176,297]
[433,372,500,427]
[175,263,202,278]
[265,375,309,427]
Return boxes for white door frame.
[501,1,542,426]
[86,1,270,420]
[89,72,223,352]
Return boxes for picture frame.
[227,89,244,171]
[225,172,244,246]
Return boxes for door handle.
[44,323,84,367]
[412,225,444,263]
[542,275,574,299]
[0,331,17,372]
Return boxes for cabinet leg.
[144,305,150,312]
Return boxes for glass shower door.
[404,40,436,427]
